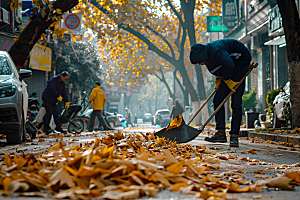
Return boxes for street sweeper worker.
[42,71,70,134]
[190,39,251,147]
[87,81,112,131]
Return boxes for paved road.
[0,127,299,199]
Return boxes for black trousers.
[43,98,62,131]
[213,61,250,135]
[88,110,109,130]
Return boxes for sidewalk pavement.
[237,128,300,145]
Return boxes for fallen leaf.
[49,167,75,187]
[252,170,265,174]
[247,149,257,154]
[266,175,294,190]
[218,156,228,160]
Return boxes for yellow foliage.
[166,114,182,131]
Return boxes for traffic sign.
[206,16,229,32]
[63,13,81,31]
[126,91,131,97]
[104,89,110,94]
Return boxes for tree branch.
[9,0,79,70]
[167,0,185,28]
[175,73,185,94]
[167,0,186,61]
[154,67,175,99]
[119,24,179,67]
[145,25,175,58]
[174,13,182,52]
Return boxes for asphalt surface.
[0,126,300,200]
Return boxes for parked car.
[0,51,32,144]
[154,109,171,127]
[273,81,291,128]
[80,109,120,129]
[143,113,154,124]
[116,113,126,125]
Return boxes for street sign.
[222,0,239,30]
[104,89,110,94]
[126,91,131,97]
[207,16,229,32]
[63,13,81,31]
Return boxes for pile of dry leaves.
[0,131,300,199]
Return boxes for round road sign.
[65,14,80,30]
[126,91,131,97]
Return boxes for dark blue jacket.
[190,39,251,80]
[42,75,68,105]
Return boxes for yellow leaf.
[166,114,182,131]
[266,175,294,190]
[88,35,93,41]
[3,177,13,192]
[77,35,82,40]
[56,8,62,15]
[49,167,75,187]
[4,154,13,167]
[71,34,76,41]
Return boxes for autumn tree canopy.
[10,0,221,105]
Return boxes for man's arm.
[217,50,235,80]
[103,93,106,107]
[61,84,69,102]
[48,78,59,98]
[88,89,96,105]
[169,106,174,119]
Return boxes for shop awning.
[264,35,286,45]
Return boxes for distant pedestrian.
[42,71,70,134]
[125,108,134,127]
[169,99,184,120]
[134,113,138,127]
[157,113,162,127]
[87,82,112,131]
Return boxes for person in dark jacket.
[42,71,70,134]
[125,108,134,127]
[169,99,184,120]
[190,39,251,147]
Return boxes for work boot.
[43,129,52,135]
[204,129,227,143]
[55,129,67,134]
[229,134,239,147]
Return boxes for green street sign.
[206,16,229,32]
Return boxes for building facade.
[223,0,289,113]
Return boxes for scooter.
[26,98,42,139]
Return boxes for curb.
[247,131,300,145]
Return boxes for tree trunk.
[276,0,300,128]
[9,0,79,70]
[148,100,152,114]
[175,74,188,107]
[175,62,198,102]
[154,71,176,103]
[181,0,207,101]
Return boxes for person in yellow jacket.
[87,82,111,131]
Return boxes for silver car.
[0,51,32,144]
[273,81,291,128]
[154,109,171,127]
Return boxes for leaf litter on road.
[0,130,300,199]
